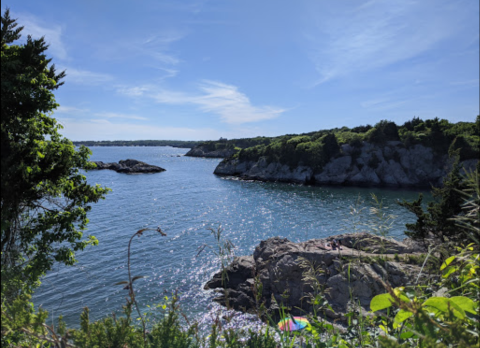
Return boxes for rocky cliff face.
[204,233,427,322]
[214,141,477,188]
[185,145,238,158]
[91,159,165,173]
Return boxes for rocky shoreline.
[91,159,166,173]
[204,233,429,322]
[214,141,478,188]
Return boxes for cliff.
[204,233,427,322]
[214,141,478,188]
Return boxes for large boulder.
[204,234,427,322]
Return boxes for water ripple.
[34,146,428,330]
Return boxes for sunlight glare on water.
[34,146,428,330]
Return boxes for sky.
[3,0,479,141]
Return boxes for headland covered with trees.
[187,117,480,188]
[1,9,479,348]
[187,117,479,164]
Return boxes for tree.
[322,133,340,159]
[398,152,469,246]
[1,9,109,297]
[366,120,400,144]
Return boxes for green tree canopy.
[1,9,109,297]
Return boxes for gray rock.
[213,141,477,188]
[91,159,165,173]
[315,156,352,184]
[205,233,426,322]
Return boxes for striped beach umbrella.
[277,316,309,332]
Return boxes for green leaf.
[450,296,477,315]
[379,324,388,334]
[394,309,413,326]
[442,265,457,278]
[370,293,394,312]
[400,331,414,339]
[423,297,466,319]
[440,256,456,270]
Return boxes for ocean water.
[33,146,429,330]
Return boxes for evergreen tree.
[1,9,109,297]
[398,153,469,245]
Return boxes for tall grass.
[2,168,479,347]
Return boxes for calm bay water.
[34,146,429,329]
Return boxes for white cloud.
[142,32,185,46]
[361,97,409,111]
[93,112,148,121]
[61,67,113,85]
[118,80,286,124]
[17,13,68,60]
[308,0,471,85]
[95,30,184,67]
[115,85,152,97]
[192,81,285,124]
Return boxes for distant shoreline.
[72,140,203,148]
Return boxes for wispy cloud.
[95,30,185,67]
[361,97,409,111]
[191,81,285,124]
[55,105,89,115]
[93,112,148,120]
[16,12,67,60]
[61,67,113,85]
[308,0,471,85]
[116,85,153,97]
[140,31,185,65]
[118,80,286,124]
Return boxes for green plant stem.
[128,230,147,346]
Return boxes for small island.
[90,159,166,173]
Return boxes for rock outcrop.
[185,145,238,158]
[204,233,428,322]
[214,141,478,188]
[91,159,165,173]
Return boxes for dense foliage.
[1,9,109,298]
[195,136,274,153]
[399,153,479,245]
[215,116,480,172]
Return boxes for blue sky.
[4,0,479,141]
